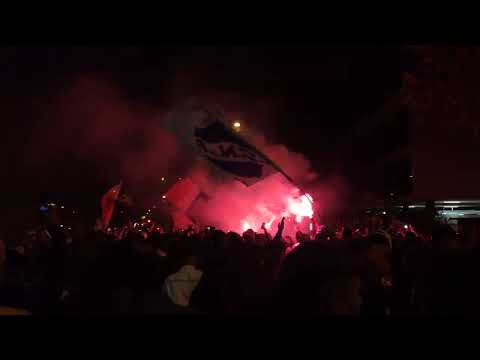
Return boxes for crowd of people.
[1,210,479,316]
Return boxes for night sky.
[1,45,406,229]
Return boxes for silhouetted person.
[342,227,353,242]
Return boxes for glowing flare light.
[288,194,314,222]
[239,193,314,234]
[265,216,276,230]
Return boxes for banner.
[193,109,279,186]
[101,182,122,229]
[165,178,200,212]
[171,210,195,231]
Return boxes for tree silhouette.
[401,45,480,143]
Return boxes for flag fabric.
[101,182,122,229]
[164,177,208,230]
[165,177,200,212]
[171,210,195,230]
[188,191,210,210]
[193,109,279,186]
[185,191,210,223]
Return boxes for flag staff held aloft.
[192,107,313,205]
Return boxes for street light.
[233,121,241,131]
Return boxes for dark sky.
[1,45,405,227]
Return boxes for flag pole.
[198,107,314,205]
[257,152,314,206]
[227,121,314,206]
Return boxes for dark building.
[341,88,412,202]
[341,84,480,239]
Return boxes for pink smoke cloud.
[23,77,188,203]
[21,76,350,234]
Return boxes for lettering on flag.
[193,110,278,186]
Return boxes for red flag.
[171,210,194,230]
[165,178,200,211]
[101,182,122,229]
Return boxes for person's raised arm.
[273,217,285,243]
[261,222,272,241]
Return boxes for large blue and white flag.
[193,108,279,186]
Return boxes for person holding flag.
[191,106,315,227]
[191,107,313,208]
